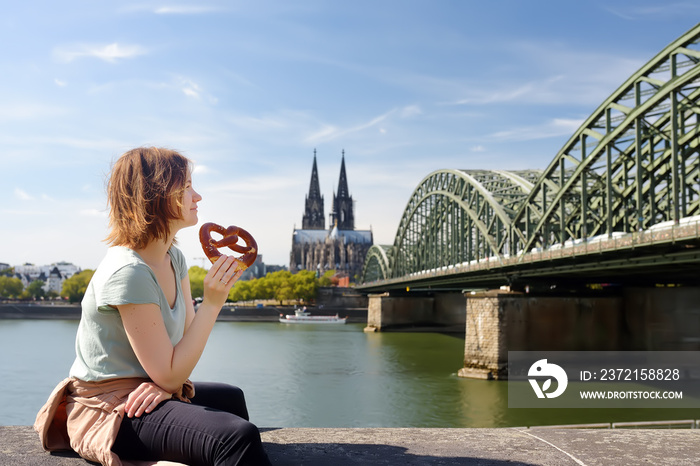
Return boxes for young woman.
[35,147,272,466]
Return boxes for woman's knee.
[192,382,249,420]
[215,418,269,465]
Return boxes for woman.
[35,147,272,466]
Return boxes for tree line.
[188,267,334,304]
[0,268,95,302]
[0,266,335,304]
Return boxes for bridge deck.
[360,220,700,292]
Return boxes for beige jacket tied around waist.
[33,377,194,466]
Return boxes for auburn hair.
[105,147,191,249]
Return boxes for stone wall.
[366,293,434,331]
[459,291,624,379]
[433,292,467,327]
[459,291,508,379]
[365,292,466,332]
[622,287,700,350]
[503,294,624,352]
[316,286,368,309]
[458,287,700,379]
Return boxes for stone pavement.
[2,425,700,465]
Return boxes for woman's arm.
[181,268,196,333]
[118,255,242,393]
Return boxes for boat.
[279,308,347,324]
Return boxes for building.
[290,150,373,280]
[45,266,65,295]
[13,262,81,295]
[238,255,286,281]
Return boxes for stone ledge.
[3,425,700,465]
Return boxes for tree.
[0,276,23,298]
[229,279,253,302]
[273,280,295,304]
[266,271,290,303]
[61,270,95,303]
[318,270,335,287]
[291,270,318,303]
[25,280,46,300]
[227,269,326,304]
[188,266,207,299]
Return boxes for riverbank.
[0,303,81,320]
[0,303,368,323]
[3,425,700,465]
[219,305,368,323]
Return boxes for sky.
[1,1,699,271]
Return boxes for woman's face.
[180,170,202,228]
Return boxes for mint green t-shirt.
[69,246,189,381]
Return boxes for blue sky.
[1,1,698,270]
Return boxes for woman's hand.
[201,255,244,310]
[125,381,173,418]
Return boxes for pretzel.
[199,222,258,269]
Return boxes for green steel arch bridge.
[359,23,700,293]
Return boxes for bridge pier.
[364,292,466,332]
[457,290,513,380]
[458,287,700,379]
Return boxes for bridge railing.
[364,216,700,287]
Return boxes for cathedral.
[290,150,373,280]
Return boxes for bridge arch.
[512,24,700,253]
[387,169,540,278]
[360,23,700,284]
[361,244,392,282]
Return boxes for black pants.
[112,382,272,466]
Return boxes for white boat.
[279,308,347,324]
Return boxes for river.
[1,319,696,427]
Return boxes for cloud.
[84,75,218,105]
[176,77,217,103]
[118,4,223,16]
[54,43,147,63]
[424,40,645,110]
[14,188,33,201]
[487,118,584,142]
[80,208,108,217]
[205,174,300,196]
[154,5,220,14]
[305,105,421,144]
[192,164,210,175]
[604,2,700,20]
[400,105,422,118]
[181,81,201,98]
[221,109,329,145]
[0,103,68,122]
[450,77,565,106]
[304,124,341,144]
[54,79,67,87]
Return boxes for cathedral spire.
[336,149,349,199]
[302,149,325,230]
[331,149,354,230]
[308,149,322,199]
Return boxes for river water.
[1,319,696,427]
